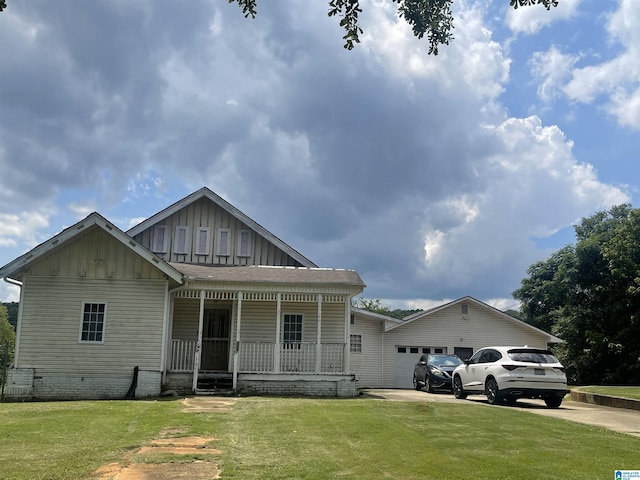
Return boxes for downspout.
[3,277,23,367]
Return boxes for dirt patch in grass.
[94,460,220,479]
[91,397,238,480]
[181,396,238,413]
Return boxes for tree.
[0,304,15,367]
[513,205,640,385]
[354,298,422,319]
[2,302,18,330]
[354,297,393,315]
[0,1,558,54]
[229,0,559,55]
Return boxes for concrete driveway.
[362,389,640,438]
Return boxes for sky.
[0,0,638,311]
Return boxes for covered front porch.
[163,280,360,396]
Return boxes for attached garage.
[393,346,446,388]
[350,296,563,389]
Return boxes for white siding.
[18,276,166,375]
[349,313,384,387]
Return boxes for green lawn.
[1,396,639,480]
[576,386,640,400]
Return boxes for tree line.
[514,205,640,385]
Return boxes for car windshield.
[429,355,463,367]
[507,349,559,364]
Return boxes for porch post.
[316,294,322,373]
[274,292,281,373]
[344,296,351,373]
[192,290,205,392]
[233,291,243,391]
[160,280,170,384]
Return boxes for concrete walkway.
[362,389,640,438]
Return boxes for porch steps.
[196,373,233,395]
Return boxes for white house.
[0,187,562,400]
[0,188,365,400]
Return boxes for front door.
[200,309,230,371]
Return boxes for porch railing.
[169,339,346,374]
[170,339,197,372]
[240,342,345,373]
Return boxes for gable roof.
[170,262,365,293]
[127,187,318,268]
[0,213,183,284]
[387,296,563,343]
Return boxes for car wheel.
[544,396,563,408]
[413,374,421,391]
[485,378,503,405]
[452,375,467,399]
[425,375,433,393]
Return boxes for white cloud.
[412,116,629,297]
[505,0,582,35]
[0,211,50,249]
[530,46,580,103]
[562,0,640,129]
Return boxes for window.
[350,334,362,353]
[237,229,252,257]
[283,314,303,348]
[422,347,431,354]
[80,302,106,342]
[195,227,210,255]
[174,226,189,254]
[350,314,355,325]
[461,304,469,315]
[216,228,231,256]
[152,225,168,253]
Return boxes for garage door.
[394,346,446,388]
[395,347,420,388]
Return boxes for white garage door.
[394,346,447,388]
[394,346,423,388]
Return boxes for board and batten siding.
[26,226,168,280]
[382,302,550,388]
[349,313,385,387]
[131,197,304,267]
[18,276,167,374]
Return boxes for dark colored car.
[413,354,463,392]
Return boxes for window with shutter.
[217,228,231,256]
[174,226,189,254]
[237,229,251,257]
[195,227,210,255]
[152,225,167,253]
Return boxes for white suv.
[451,346,569,408]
